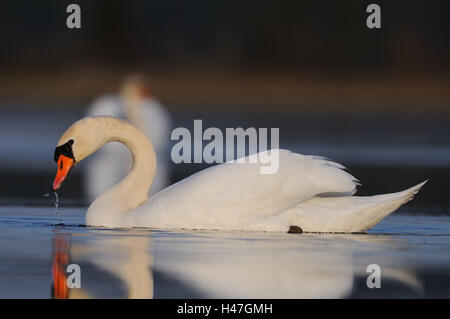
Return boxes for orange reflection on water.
[51,235,70,299]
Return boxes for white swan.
[52,116,426,232]
[84,74,172,200]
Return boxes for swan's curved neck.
[86,120,156,226]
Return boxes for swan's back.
[125,150,358,230]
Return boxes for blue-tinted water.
[0,205,448,298]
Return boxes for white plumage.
[84,76,172,201]
[126,151,424,232]
[55,117,426,232]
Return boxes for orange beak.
[52,155,75,192]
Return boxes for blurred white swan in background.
[84,74,172,201]
[52,116,426,232]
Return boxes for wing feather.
[129,150,358,229]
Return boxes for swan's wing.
[127,150,358,230]
[85,95,123,118]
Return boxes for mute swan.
[84,74,172,201]
[52,116,426,232]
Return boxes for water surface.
[0,206,449,298]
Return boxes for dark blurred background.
[0,0,449,212]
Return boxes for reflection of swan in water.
[73,235,153,299]
[51,231,422,298]
[153,232,422,298]
[175,244,355,298]
[51,232,153,299]
[84,74,172,200]
[51,235,71,299]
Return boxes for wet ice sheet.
[0,206,449,298]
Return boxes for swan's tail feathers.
[396,180,428,204]
[289,180,427,233]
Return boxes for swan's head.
[52,117,114,192]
